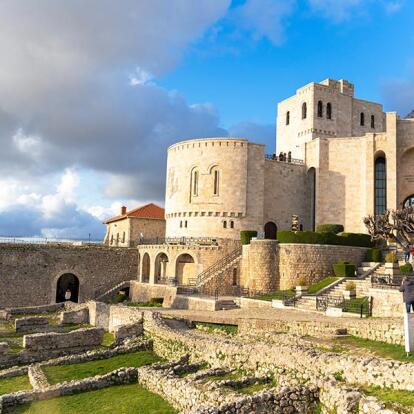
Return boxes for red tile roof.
[104,203,165,224]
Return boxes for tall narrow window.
[184,221,188,228]
[360,112,365,126]
[230,220,234,229]
[375,156,386,215]
[213,169,219,195]
[286,111,290,125]
[317,100,323,118]
[371,115,375,129]
[326,103,332,119]
[223,221,227,229]
[191,169,198,197]
[302,102,307,119]
[122,232,125,243]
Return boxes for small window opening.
[286,111,290,125]
[326,103,332,119]
[317,100,323,118]
[360,112,365,126]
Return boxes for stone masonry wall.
[278,243,368,289]
[0,244,138,307]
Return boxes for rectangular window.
[122,232,125,243]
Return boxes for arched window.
[371,115,375,129]
[223,221,227,229]
[404,195,414,208]
[374,156,386,215]
[192,170,198,196]
[302,102,307,119]
[184,220,188,228]
[317,100,323,118]
[180,221,182,228]
[286,111,290,125]
[326,103,332,119]
[360,112,365,126]
[230,220,234,229]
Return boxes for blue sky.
[0,0,412,239]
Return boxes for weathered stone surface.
[59,308,89,325]
[23,328,104,352]
[113,323,143,344]
[15,317,49,333]
[0,342,9,356]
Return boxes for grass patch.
[0,333,24,353]
[195,322,238,336]
[127,298,163,308]
[43,351,162,384]
[101,332,115,347]
[334,336,414,362]
[250,290,295,302]
[340,297,370,315]
[307,276,339,294]
[10,383,177,414]
[0,375,31,395]
[364,386,414,409]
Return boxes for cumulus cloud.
[234,0,296,45]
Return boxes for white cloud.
[129,67,154,86]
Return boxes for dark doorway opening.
[264,222,277,239]
[56,273,80,303]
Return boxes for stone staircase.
[95,280,130,302]
[294,261,381,312]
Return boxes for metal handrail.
[137,237,221,246]
[265,154,304,165]
[196,247,242,287]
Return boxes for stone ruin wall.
[0,244,138,308]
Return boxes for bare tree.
[363,206,414,246]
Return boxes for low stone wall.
[88,301,110,329]
[15,317,49,333]
[370,288,404,318]
[0,342,9,355]
[239,298,272,309]
[0,303,64,319]
[108,305,143,332]
[23,328,104,352]
[237,316,404,345]
[59,308,89,324]
[0,368,137,412]
[170,295,218,311]
[113,323,143,344]
[129,282,177,307]
[28,365,49,390]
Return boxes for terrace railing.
[137,237,221,246]
[265,154,304,165]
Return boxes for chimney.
[120,206,127,215]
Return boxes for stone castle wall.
[241,240,368,291]
[0,244,138,308]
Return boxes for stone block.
[326,307,343,317]
[272,299,287,309]
[113,322,143,343]
[15,317,49,333]
[0,341,9,355]
[59,308,89,325]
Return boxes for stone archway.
[264,222,277,239]
[175,253,195,285]
[142,253,150,283]
[154,253,169,283]
[56,273,79,303]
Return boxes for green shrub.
[366,248,382,262]
[385,252,398,263]
[316,224,344,234]
[297,276,307,287]
[240,231,257,245]
[400,263,413,273]
[333,261,356,277]
[277,231,373,248]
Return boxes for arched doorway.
[175,254,195,285]
[56,273,79,303]
[142,253,150,283]
[264,222,277,239]
[154,253,169,283]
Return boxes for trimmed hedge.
[400,263,413,273]
[366,248,382,262]
[316,224,344,234]
[277,231,372,248]
[240,231,257,245]
[333,261,356,277]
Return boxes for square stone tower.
[276,79,385,160]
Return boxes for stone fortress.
[166,78,414,238]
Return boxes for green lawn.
[127,298,164,307]
[250,289,295,301]
[10,383,177,414]
[307,276,339,294]
[364,386,414,409]
[334,336,414,362]
[0,333,24,353]
[43,351,162,384]
[0,375,32,395]
[101,332,115,347]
